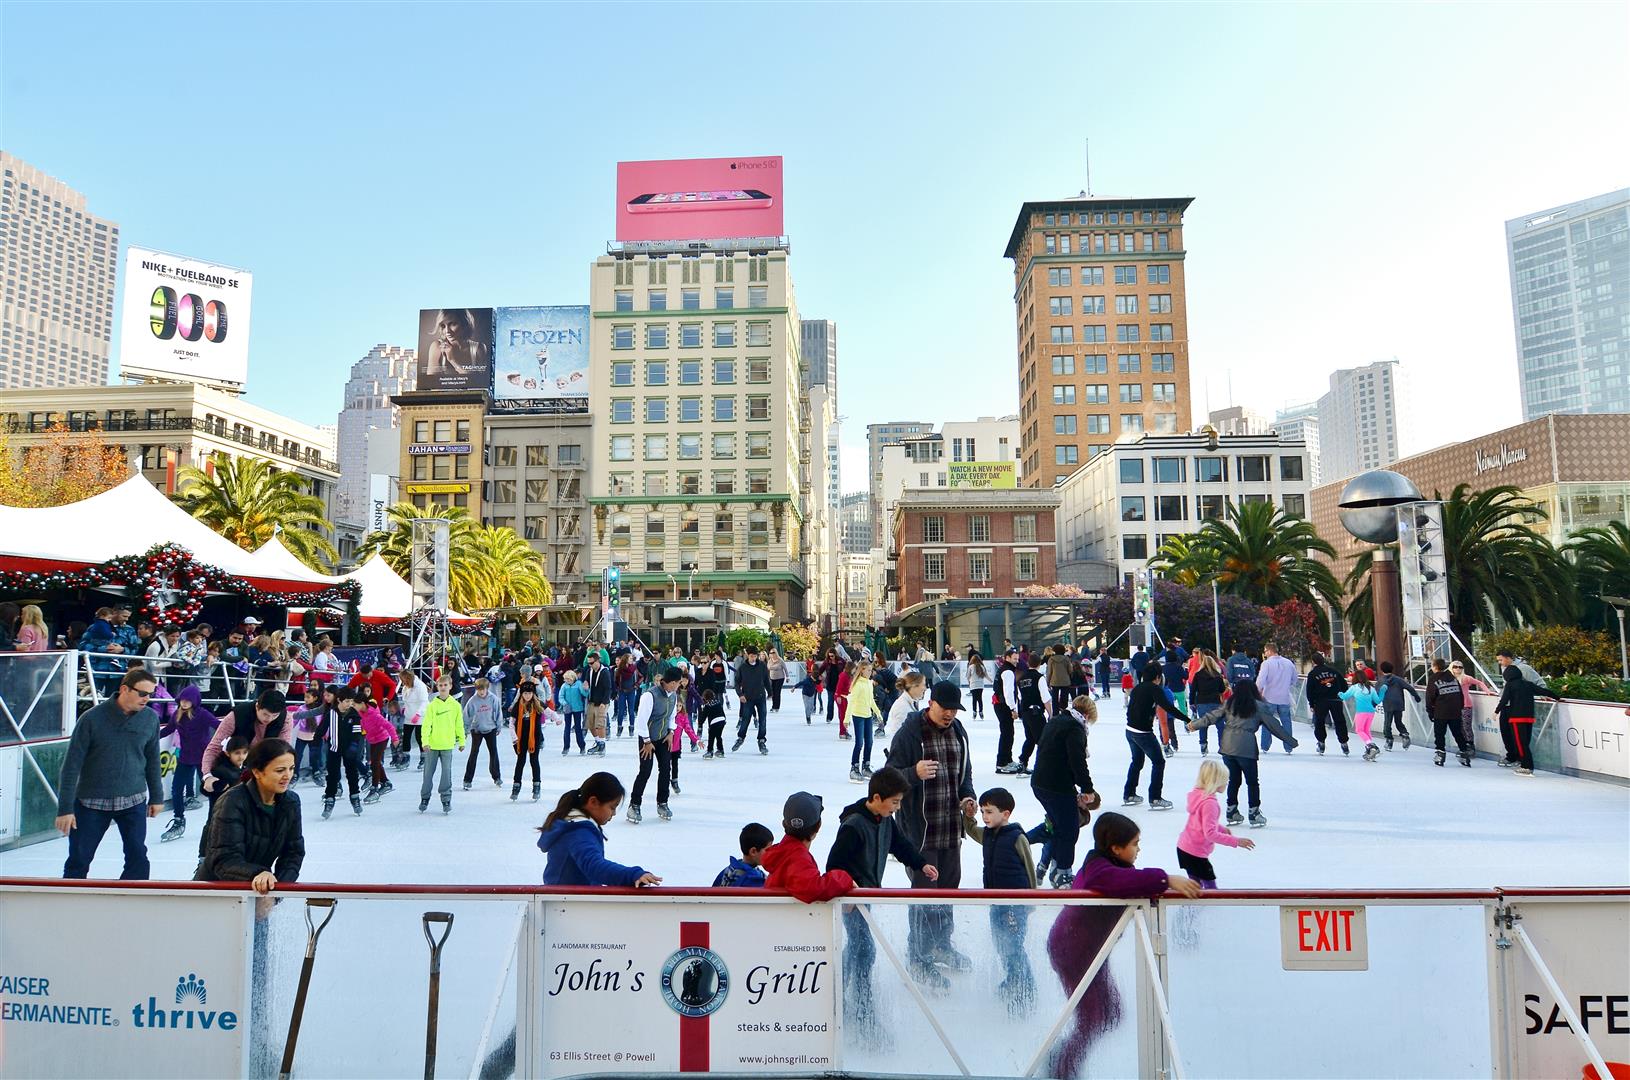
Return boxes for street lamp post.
[667,575,678,602]
[1212,578,1222,657]
[1604,595,1630,681]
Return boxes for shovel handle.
[304,898,337,958]
[422,911,454,970]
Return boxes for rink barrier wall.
[0,880,1624,1080]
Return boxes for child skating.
[1340,669,1385,762]
[1175,760,1254,888]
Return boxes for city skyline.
[3,2,1627,486]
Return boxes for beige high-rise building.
[1005,197,1194,487]
[588,248,806,620]
[0,152,120,389]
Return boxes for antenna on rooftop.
[1085,139,1093,197]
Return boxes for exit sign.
[1280,906,1369,971]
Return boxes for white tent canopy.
[337,553,480,626]
[243,530,339,585]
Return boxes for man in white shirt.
[1255,642,1299,754]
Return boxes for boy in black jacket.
[1378,660,1420,751]
[962,787,1038,1014]
[195,733,250,865]
[1304,653,1350,755]
[826,768,936,1031]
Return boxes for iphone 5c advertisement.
[615,156,784,242]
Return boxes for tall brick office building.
[1005,197,1195,487]
[892,488,1061,609]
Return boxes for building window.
[1087,414,1111,435]
[611,361,634,387]
[681,288,701,310]
[1153,413,1178,433]
[610,398,634,423]
[1055,445,1079,465]
[1083,354,1108,374]
[610,436,633,461]
[1150,324,1174,341]
[923,553,946,582]
[968,514,991,542]
[1121,496,1146,522]
[1049,297,1073,317]
[646,325,669,352]
[1052,385,1076,405]
[713,396,736,422]
[715,288,734,309]
[1084,383,1109,404]
[747,471,771,494]
[969,553,991,582]
[746,395,770,421]
[677,359,702,384]
[1050,326,1074,344]
[1014,552,1038,581]
[1283,493,1306,517]
[1081,267,1104,286]
[1116,325,1141,343]
[1119,458,1145,484]
[680,323,703,348]
[1238,456,1269,482]
[1121,414,1145,434]
[1280,456,1305,482]
[1122,535,1149,560]
[1156,495,1186,521]
[612,326,634,349]
[1114,265,1137,286]
[746,433,771,458]
[1119,384,1144,403]
[614,290,633,312]
[746,323,770,347]
[923,515,945,543]
[678,434,702,460]
[1055,415,1077,435]
[1081,296,1105,315]
[1196,456,1225,483]
[1149,294,1173,314]
[1115,295,1139,315]
[610,473,633,497]
[1150,353,1176,373]
[1153,457,1185,483]
[713,359,736,384]
[524,515,547,540]
[747,357,771,383]
[1198,493,1225,520]
[1051,355,1075,375]
[645,398,668,423]
[712,433,736,459]
[646,361,668,386]
[1241,493,1269,505]
[713,324,736,347]
[749,511,770,539]
[525,445,549,466]
[1117,354,1141,374]
[1013,514,1037,542]
[1153,383,1177,402]
[748,285,768,307]
[526,479,549,502]
[1047,267,1072,287]
[1148,265,1171,285]
[490,479,515,503]
[713,472,735,495]
[648,290,667,311]
[678,397,702,423]
[644,434,668,460]
[1083,325,1108,343]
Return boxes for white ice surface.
[6,692,1625,889]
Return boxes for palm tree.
[1568,521,1630,631]
[174,454,336,569]
[1186,501,1342,622]
[1343,483,1576,648]
[357,502,488,611]
[1147,534,1214,586]
[468,524,554,608]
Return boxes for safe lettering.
[1524,993,1629,1035]
[547,957,645,996]
[1296,909,1358,952]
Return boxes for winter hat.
[929,681,964,712]
[782,791,823,831]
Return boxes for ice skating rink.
[4,692,1625,889]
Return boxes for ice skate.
[1048,865,1073,889]
[1226,808,1244,826]
[731,737,745,752]
[531,782,541,801]
[626,805,642,824]
[1036,856,1054,881]
[510,783,520,801]
[997,762,1024,775]
[1316,743,1326,755]
[441,795,452,814]
[589,741,606,756]
[849,767,866,783]
[703,749,714,760]
[462,781,472,791]
[1459,752,1472,767]
[160,817,186,842]
[1385,736,1394,751]
[931,946,973,972]
[1122,795,1143,807]
[1434,750,1446,767]
[1514,766,1534,776]
[656,803,673,821]
[671,778,682,794]
[350,795,363,816]
[1248,809,1267,828]
[322,798,335,820]
[758,740,769,755]
[419,798,429,813]
[184,796,201,811]
[1363,743,1381,762]
[364,786,385,804]
[1163,744,1175,759]
[1497,757,1515,767]
[1341,743,1351,756]
[909,962,951,994]
[1150,797,1174,810]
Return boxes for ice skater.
[1340,669,1385,762]
[1185,681,1296,828]
[1176,760,1254,889]
[538,773,660,887]
[1424,658,1474,767]
[1377,660,1420,751]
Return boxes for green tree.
[357,502,487,612]
[174,454,336,570]
[468,524,553,608]
[1568,521,1630,631]
[1177,502,1342,624]
[1343,484,1576,649]
[1147,534,1216,587]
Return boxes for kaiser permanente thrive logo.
[130,974,238,1031]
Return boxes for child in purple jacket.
[159,684,219,843]
[1046,812,1201,1077]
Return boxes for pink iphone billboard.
[615,155,783,242]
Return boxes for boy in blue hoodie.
[712,822,772,887]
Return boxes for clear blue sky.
[5,2,1627,486]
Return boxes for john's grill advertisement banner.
[535,901,834,1076]
[0,891,253,1078]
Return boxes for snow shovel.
[422,911,455,1080]
[279,897,337,1080]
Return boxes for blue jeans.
[991,906,1034,994]
[1123,729,1166,801]
[293,738,325,776]
[841,906,876,1008]
[1261,702,1294,751]
[170,763,199,822]
[64,800,151,879]
[850,713,874,769]
[736,696,767,743]
[615,691,639,731]
[563,711,585,751]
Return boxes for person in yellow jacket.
[846,662,884,783]
[419,675,466,814]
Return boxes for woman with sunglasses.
[1450,660,1491,754]
[511,681,546,801]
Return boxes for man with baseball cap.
[884,680,976,990]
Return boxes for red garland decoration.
[0,542,363,630]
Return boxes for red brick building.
[891,488,1062,610]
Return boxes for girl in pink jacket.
[1175,759,1255,888]
[668,685,701,793]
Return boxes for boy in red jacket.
[762,791,854,903]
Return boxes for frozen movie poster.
[492,306,590,414]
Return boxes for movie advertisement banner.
[0,890,253,1078]
[615,156,784,243]
[947,461,1017,489]
[533,900,834,1076]
[492,306,590,414]
[119,247,253,387]
[416,308,494,392]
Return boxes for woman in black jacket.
[1187,651,1228,755]
[196,737,304,893]
[1031,694,1099,887]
